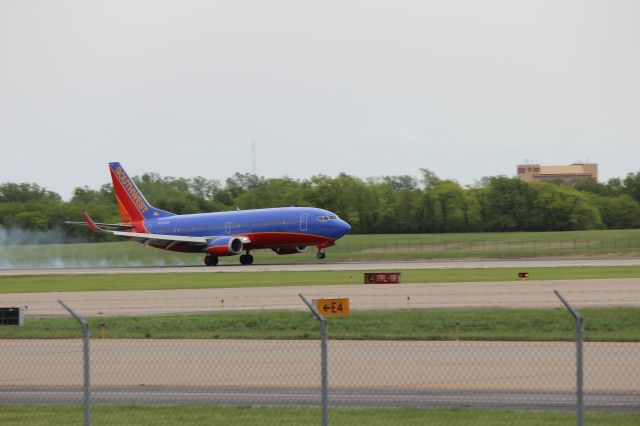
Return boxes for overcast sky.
[1,0,639,199]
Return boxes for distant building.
[516,163,598,184]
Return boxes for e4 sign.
[314,298,350,317]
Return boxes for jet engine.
[207,236,243,256]
[272,246,307,255]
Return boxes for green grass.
[3,308,638,341]
[1,229,640,268]
[0,405,638,426]
[1,265,639,293]
[333,229,640,261]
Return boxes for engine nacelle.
[272,246,307,255]
[207,236,243,256]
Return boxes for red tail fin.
[108,162,174,229]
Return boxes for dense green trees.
[1,171,639,242]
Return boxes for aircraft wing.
[112,230,250,252]
[112,230,209,252]
[112,231,207,243]
[78,210,250,252]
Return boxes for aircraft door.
[300,213,309,232]
[225,221,231,234]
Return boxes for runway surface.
[5,278,640,317]
[2,257,640,276]
[1,339,638,411]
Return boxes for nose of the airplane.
[341,220,351,236]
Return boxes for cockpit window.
[317,215,339,222]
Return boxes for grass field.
[1,265,639,293]
[0,405,637,426]
[2,229,640,269]
[2,307,638,341]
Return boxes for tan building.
[517,163,598,184]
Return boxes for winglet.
[82,210,103,233]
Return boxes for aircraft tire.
[316,251,326,259]
[204,255,219,266]
[240,254,254,265]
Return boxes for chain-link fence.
[1,295,639,425]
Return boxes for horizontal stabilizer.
[64,220,133,231]
[64,210,135,233]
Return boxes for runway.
[5,278,640,317]
[2,257,640,276]
[1,339,638,411]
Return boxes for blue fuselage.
[144,207,351,250]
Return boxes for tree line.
[1,169,640,243]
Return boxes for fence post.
[553,291,584,426]
[299,294,328,426]
[58,300,91,426]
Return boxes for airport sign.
[314,298,350,317]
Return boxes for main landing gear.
[316,250,326,259]
[240,251,254,265]
[204,252,254,266]
[204,255,219,266]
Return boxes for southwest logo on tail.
[108,162,174,230]
[69,162,351,266]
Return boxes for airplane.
[72,162,351,266]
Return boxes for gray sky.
[1,0,639,199]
